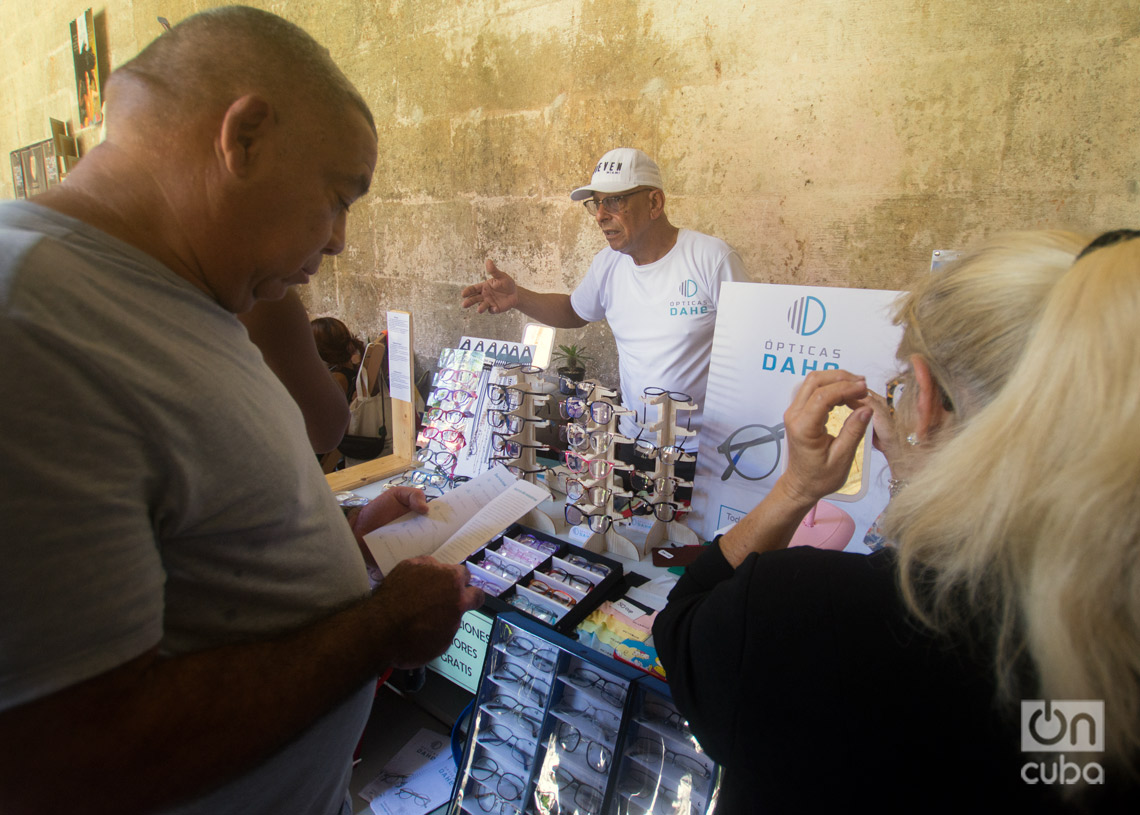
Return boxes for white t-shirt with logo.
[570,228,747,443]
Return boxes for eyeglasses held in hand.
[582,187,651,216]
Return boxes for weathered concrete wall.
[3,0,1138,386]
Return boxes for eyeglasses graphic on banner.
[716,422,786,482]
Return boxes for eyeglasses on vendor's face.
[582,187,652,216]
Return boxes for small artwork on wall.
[10,151,26,199]
[70,8,103,129]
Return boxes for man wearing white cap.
[461,147,746,451]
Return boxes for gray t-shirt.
[0,202,373,815]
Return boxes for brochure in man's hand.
[362,465,549,575]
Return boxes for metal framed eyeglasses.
[581,187,651,216]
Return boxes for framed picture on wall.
[20,144,47,198]
[70,8,103,129]
[10,150,26,199]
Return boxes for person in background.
[653,231,1140,812]
[312,315,366,401]
[0,8,481,815]
[241,290,351,453]
[461,148,747,501]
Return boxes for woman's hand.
[779,370,873,506]
[861,388,910,482]
[719,370,871,567]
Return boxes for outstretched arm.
[460,259,588,329]
[239,288,350,453]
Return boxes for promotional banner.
[692,282,904,551]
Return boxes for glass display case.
[450,613,722,815]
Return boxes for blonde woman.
[654,231,1138,812]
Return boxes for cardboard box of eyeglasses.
[466,523,624,635]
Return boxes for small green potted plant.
[551,343,592,382]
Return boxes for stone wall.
[3,0,1137,386]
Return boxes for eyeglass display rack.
[449,612,723,815]
[560,381,640,561]
[468,523,624,635]
[638,391,700,550]
[485,363,557,534]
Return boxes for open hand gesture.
[460,259,519,315]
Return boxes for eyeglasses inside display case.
[450,614,722,815]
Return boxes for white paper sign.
[692,282,904,550]
[386,310,412,403]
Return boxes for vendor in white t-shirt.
[460,147,747,459]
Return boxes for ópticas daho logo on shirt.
[669,278,712,317]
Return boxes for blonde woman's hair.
[888,232,1140,778]
[889,232,1086,445]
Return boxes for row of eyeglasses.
[557,381,632,537]
[536,656,632,815]
[464,629,560,815]
[612,690,716,812]
[464,533,613,627]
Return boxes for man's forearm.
[0,581,436,815]
[513,288,588,329]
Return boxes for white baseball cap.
[570,147,665,201]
